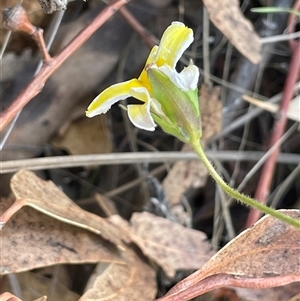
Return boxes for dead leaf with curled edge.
[108,212,213,279]
[0,198,124,275]
[129,212,213,278]
[203,0,261,64]
[0,170,123,247]
[163,84,222,208]
[157,210,300,301]
[79,247,157,301]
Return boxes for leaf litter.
[157,210,300,300]
[1,0,299,300]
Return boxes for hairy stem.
[191,140,300,229]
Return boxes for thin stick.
[118,6,155,48]
[247,44,300,227]
[0,151,299,174]
[0,0,129,131]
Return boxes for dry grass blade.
[243,94,300,122]
[157,210,300,300]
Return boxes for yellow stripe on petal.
[86,79,145,118]
[138,45,158,90]
[155,21,193,69]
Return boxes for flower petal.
[127,86,156,131]
[159,64,199,91]
[155,21,193,69]
[128,102,156,131]
[86,79,145,118]
[138,45,158,89]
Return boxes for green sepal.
[152,113,189,143]
[147,68,202,143]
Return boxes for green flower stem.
[191,140,300,229]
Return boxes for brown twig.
[118,6,156,48]
[245,1,300,227]
[0,0,130,131]
[2,5,51,63]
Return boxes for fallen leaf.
[51,112,112,155]
[243,95,300,122]
[0,198,124,275]
[163,84,222,206]
[199,85,222,143]
[129,212,213,278]
[162,147,208,207]
[1,170,124,247]
[203,0,261,64]
[157,210,300,300]
[79,247,157,301]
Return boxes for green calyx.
[147,68,202,143]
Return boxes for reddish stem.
[32,28,52,63]
[246,36,300,226]
[118,6,156,48]
[0,0,129,131]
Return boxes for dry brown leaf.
[163,84,222,206]
[199,85,222,143]
[157,210,300,300]
[1,270,79,301]
[51,113,112,155]
[162,146,208,207]
[79,247,157,301]
[129,212,213,278]
[0,198,124,275]
[203,0,261,64]
[2,170,124,247]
